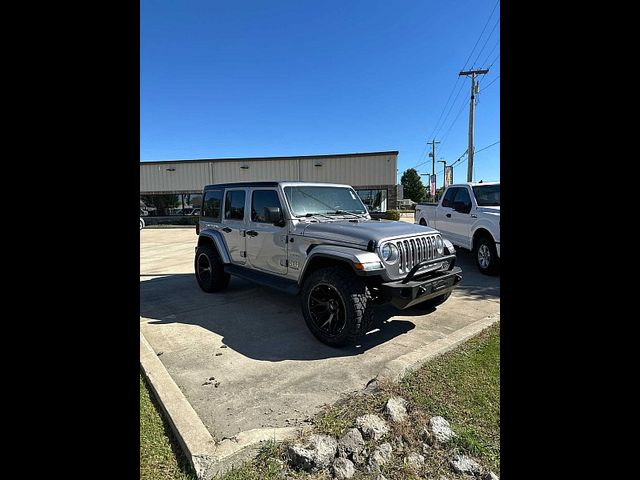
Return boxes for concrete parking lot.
[140,227,499,444]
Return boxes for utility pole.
[459,69,488,182]
[427,139,440,199]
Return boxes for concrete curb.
[140,331,300,479]
[376,312,500,383]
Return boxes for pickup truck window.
[224,190,246,220]
[251,190,282,222]
[202,190,222,220]
[441,188,457,208]
[453,188,472,211]
[472,184,500,206]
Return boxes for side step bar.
[224,264,300,295]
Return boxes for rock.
[337,428,365,459]
[372,475,388,480]
[367,442,393,472]
[287,434,337,472]
[450,454,482,476]
[363,378,380,394]
[332,457,355,479]
[422,442,432,456]
[351,448,367,466]
[391,435,404,452]
[429,416,455,443]
[356,414,390,440]
[406,452,425,470]
[484,472,499,480]
[308,434,338,469]
[287,444,315,471]
[384,396,408,423]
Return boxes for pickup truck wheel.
[195,245,230,292]
[475,236,499,275]
[301,267,373,347]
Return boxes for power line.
[433,81,466,139]
[447,140,499,174]
[475,140,500,154]
[413,0,500,170]
[461,0,501,71]
[487,52,500,69]
[440,98,469,146]
[471,17,500,69]
[481,74,500,92]
[480,38,500,68]
[425,77,462,146]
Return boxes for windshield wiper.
[332,210,367,219]
[298,212,335,221]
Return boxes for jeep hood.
[299,219,439,246]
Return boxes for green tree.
[401,168,427,202]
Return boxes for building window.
[140,194,181,216]
[356,189,388,212]
[182,193,202,216]
[140,193,203,216]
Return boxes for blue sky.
[141,0,500,184]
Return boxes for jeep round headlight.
[435,235,444,255]
[380,243,398,264]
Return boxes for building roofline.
[140,151,399,165]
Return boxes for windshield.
[472,184,500,206]
[284,186,368,217]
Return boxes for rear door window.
[202,190,222,221]
[224,190,246,220]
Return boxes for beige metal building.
[140,151,399,220]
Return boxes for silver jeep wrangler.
[195,181,462,347]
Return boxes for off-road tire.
[475,235,499,275]
[301,266,373,347]
[195,244,230,293]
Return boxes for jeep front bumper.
[381,256,463,309]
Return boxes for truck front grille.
[396,235,439,273]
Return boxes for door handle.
[221,227,232,233]
[246,230,258,237]
[445,213,451,218]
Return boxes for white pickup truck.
[415,182,500,274]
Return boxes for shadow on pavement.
[140,249,498,362]
[140,274,420,362]
[452,248,501,300]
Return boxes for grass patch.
[140,373,197,480]
[140,324,500,479]
[314,322,500,477]
[399,322,500,470]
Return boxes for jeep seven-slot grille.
[396,236,438,273]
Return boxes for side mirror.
[265,207,285,226]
